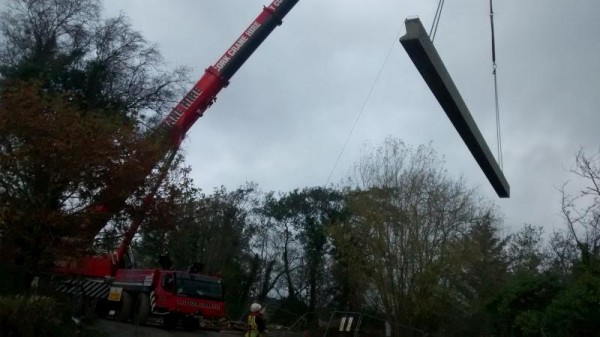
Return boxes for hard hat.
[250,303,262,312]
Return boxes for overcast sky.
[101,0,600,234]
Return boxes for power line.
[324,26,404,186]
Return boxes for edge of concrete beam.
[400,17,510,198]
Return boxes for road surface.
[90,319,229,337]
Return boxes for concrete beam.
[400,18,510,198]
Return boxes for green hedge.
[0,265,30,295]
[0,295,63,337]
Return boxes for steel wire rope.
[489,0,503,169]
[430,0,445,42]
[429,0,505,170]
[324,25,405,186]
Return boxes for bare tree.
[548,230,579,276]
[0,0,188,121]
[334,137,498,333]
[260,192,304,302]
[506,224,549,274]
[560,148,600,264]
[249,199,288,302]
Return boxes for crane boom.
[79,0,300,245]
[162,0,299,146]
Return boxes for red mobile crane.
[76,0,299,247]
[56,0,300,329]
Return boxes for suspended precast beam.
[400,18,510,198]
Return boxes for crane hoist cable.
[430,0,504,170]
[489,0,503,169]
[430,0,445,42]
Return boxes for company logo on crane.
[267,0,284,11]
[214,20,262,73]
[177,299,222,310]
[161,86,202,129]
[161,0,294,133]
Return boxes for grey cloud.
[102,0,600,233]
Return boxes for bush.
[0,266,30,295]
[0,295,62,337]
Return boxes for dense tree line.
[125,139,600,337]
[0,1,598,337]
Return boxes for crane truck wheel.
[95,298,110,318]
[115,291,133,322]
[134,293,151,325]
[182,316,199,331]
[163,313,178,329]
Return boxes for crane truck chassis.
[55,0,300,329]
